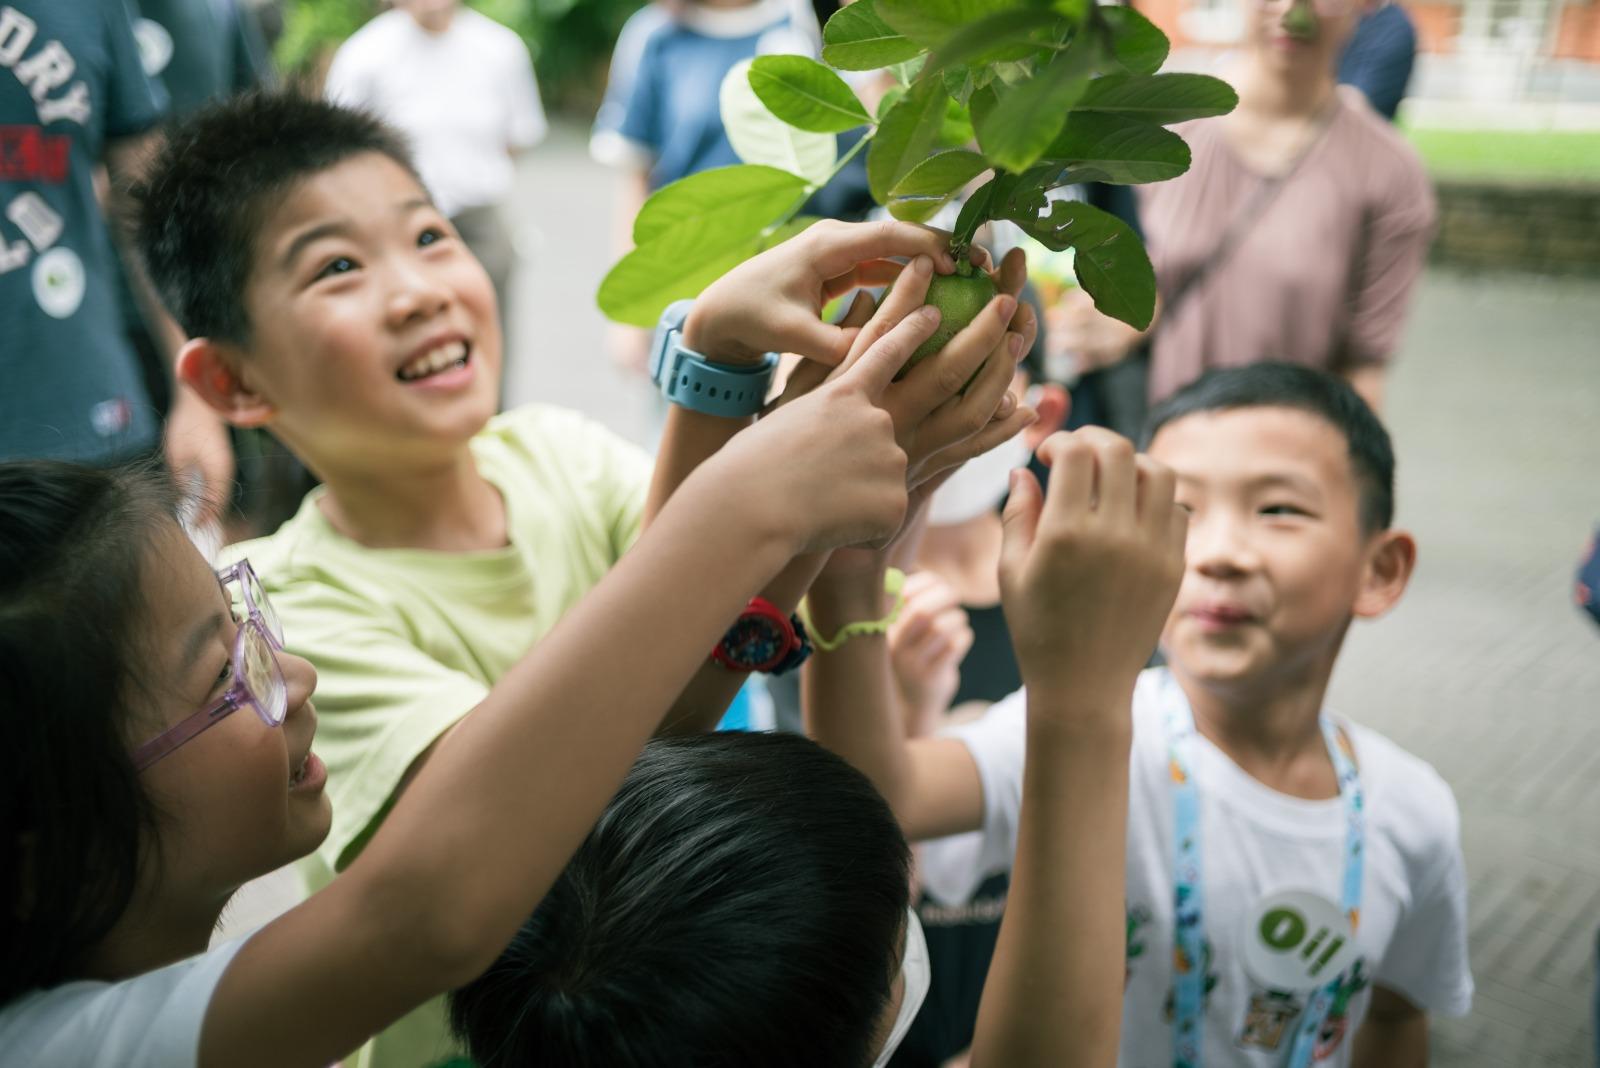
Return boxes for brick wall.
[1431,180,1600,274]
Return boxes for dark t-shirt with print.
[0,0,167,463]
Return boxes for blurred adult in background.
[1337,0,1417,121]
[0,0,230,507]
[1051,0,1436,416]
[325,0,547,353]
[590,0,820,372]
[119,0,275,544]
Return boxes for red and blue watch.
[712,597,813,675]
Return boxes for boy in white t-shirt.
[809,363,1472,1066]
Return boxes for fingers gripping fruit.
[887,267,997,380]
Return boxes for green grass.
[1400,125,1600,182]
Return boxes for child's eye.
[213,655,235,693]
[418,227,446,247]
[314,256,358,281]
[1260,503,1309,517]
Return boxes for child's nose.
[278,651,319,717]
[385,265,451,325]
[1189,512,1258,577]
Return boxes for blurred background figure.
[121,0,277,547]
[589,0,820,373]
[0,0,232,519]
[1337,0,1418,120]
[1046,0,1435,423]
[325,0,548,365]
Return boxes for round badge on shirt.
[32,247,86,319]
[1239,889,1358,993]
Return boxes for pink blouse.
[1136,87,1436,403]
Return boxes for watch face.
[723,616,786,670]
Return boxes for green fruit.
[889,269,996,380]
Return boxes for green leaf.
[618,165,810,312]
[889,55,926,86]
[719,61,837,185]
[889,149,989,197]
[1041,113,1190,184]
[972,42,1092,173]
[922,8,1067,75]
[1076,72,1239,125]
[748,55,872,133]
[867,79,949,204]
[822,0,925,70]
[878,0,1027,49]
[937,96,976,148]
[1099,7,1168,75]
[1000,199,1154,328]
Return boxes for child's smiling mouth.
[397,338,472,383]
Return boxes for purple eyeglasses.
[133,560,288,772]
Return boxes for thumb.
[999,467,1043,592]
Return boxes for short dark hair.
[0,460,182,1001]
[1142,363,1395,531]
[449,732,912,1068]
[133,90,419,344]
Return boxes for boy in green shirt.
[133,92,1036,1067]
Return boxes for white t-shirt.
[924,668,1473,1068]
[0,937,249,1067]
[325,8,547,217]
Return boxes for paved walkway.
[1329,272,1600,1066]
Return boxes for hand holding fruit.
[682,219,956,367]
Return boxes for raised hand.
[998,429,1187,707]
[717,301,958,554]
[682,219,958,367]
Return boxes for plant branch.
[762,129,875,239]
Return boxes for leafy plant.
[597,0,1237,334]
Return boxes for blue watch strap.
[650,299,778,418]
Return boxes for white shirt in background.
[325,8,547,218]
[923,668,1473,1068]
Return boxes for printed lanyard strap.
[1162,676,1365,1068]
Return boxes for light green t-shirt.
[228,404,650,1068]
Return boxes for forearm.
[802,573,914,811]
[656,551,827,735]
[349,470,796,984]
[643,406,749,526]
[970,693,1132,1068]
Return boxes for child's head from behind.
[449,731,917,1068]
[135,92,501,477]
[1143,364,1415,694]
[0,462,327,999]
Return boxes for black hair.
[449,731,913,1068]
[132,89,419,345]
[0,461,183,1000]
[1142,363,1395,531]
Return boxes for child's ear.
[1353,528,1416,620]
[175,338,275,428]
[1023,383,1070,453]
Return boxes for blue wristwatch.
[649,299,778,418]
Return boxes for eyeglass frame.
[132,560,288,772]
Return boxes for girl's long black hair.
[0,460,181,1000]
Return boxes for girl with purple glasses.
[0,319,924,1068]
